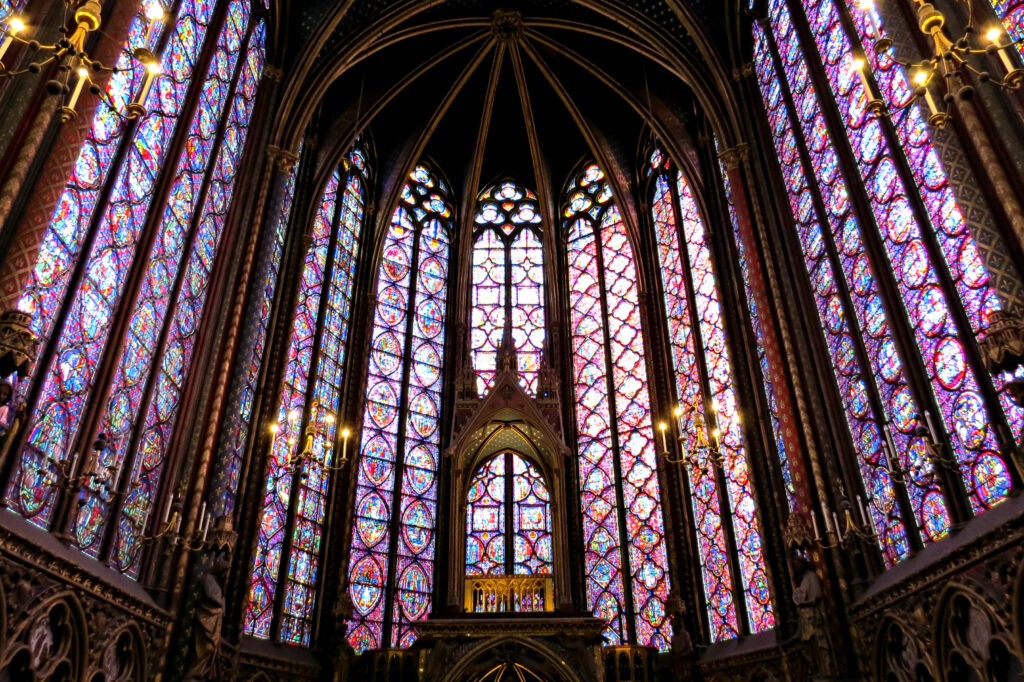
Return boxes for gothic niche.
[404,360,605,681]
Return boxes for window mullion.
[504,452,514,576]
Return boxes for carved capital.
[207,514,237,554]
[718,143,750,171]
[0,309,38,380]
[267,145,299,172]
[784,513,813,550]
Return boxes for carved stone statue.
[665,589,694,679]
[791,554,835,678]
[184,556,230,681]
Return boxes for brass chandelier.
[853,0,1022,127]
[0,0,165,122]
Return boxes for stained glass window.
[465,451,552,577]
[648,156,775,640]
[1,2,28,22]
[992,0,1024,61]
[753,0,1017,564]
[5,0,268,573]
[565,163,671,650]
[346,164,452,653]
[471,181,545,395]
[244,146,368,645]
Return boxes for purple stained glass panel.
[347,165,450,653]
[675,171,774,634]
[72,0,253,569]
[801,0,1011,512]
[651,173,737,640]
[280,170,364,646]
[567,164,671,650]
[754,14,914,563]
[7,0,218,529]
[244,170,342,639]
[470,182,545,395]
[470,229,505,395]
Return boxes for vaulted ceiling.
[265,1,753,223]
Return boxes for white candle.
[823,502,834,534]
[998,46,1017,75]
[884,424,898,462]
[66,67,89,112]
[0,35,14,64]
[923,410,940,444]
[923,87,941,118]
[132,60,162,114]
[811,513,821,541]
[143,4,165,47]
[857,495,869,525]
[0,18,25,64]
[162,501,171,525]
[861,1,880,37]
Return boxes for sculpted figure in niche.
[185,556,230,681]
[791,552,836,678]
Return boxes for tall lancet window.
[754,0,1019,566]
[244,146,368,645]
[471,181,545,395]
[565,163,671,649]
[5,0,267,576]
[347,165,453,652]
[465,451,552,577]
[648,151,774,642]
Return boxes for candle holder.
[269,401,352,475]
[659,399,724,469]
[812,486,878,550]
[139,497,213,552]
[0,2,166,122]
[852,0,1023,128]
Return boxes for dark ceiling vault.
[266,0,749,248]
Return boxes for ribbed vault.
[262,0,754,235]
